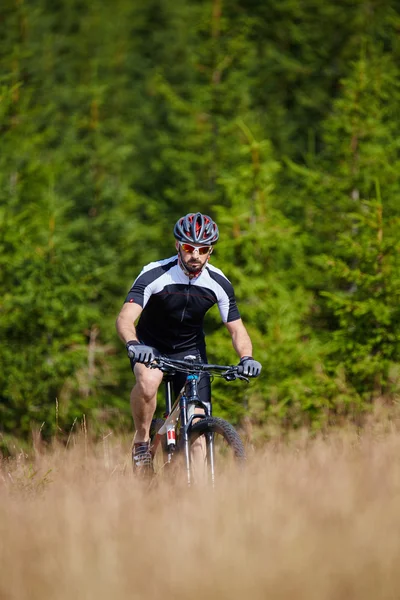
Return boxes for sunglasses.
[180,243,211,255]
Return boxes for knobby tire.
[189,416,246,462]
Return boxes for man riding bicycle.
[116,212,261,474]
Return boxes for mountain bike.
[148,354,247,487]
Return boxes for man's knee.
[131,364,163,402]
[131,381,158,403]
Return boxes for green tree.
[321,197,400,399]
[285,36,400,413]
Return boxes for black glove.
[237,356,262,378]
[126,340,156,365]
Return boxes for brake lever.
[148,359,178,375]
[222,371,249,383]
[223,372,237,381]
[147,360,167,371]
[237,374,250,383]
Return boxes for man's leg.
[130,362,163,442]
[130,363,163,474]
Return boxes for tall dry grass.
[1,424,400,600]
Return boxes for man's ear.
[175,241,180,251]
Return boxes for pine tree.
[285,32,400,412]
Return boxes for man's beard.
[178,250,203,275]
[183,257,202,273]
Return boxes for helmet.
[173,212,219,245]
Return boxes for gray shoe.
[132,442,153,476]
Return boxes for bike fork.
[180,396,191,487]
[206,431,216,488]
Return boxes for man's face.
[175,241,212,274]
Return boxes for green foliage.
[1,0,400,443]
[321,198,400,396]
[284,30,400,416]
[0,196,99,436]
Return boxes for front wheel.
[188,416,245,484]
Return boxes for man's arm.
[225,318,262,377]
[116,302,143,344]
[224,318,253,359]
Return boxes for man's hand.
[237,356,262,377]
[126,341,157,365]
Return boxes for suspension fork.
[180,392,191,487]
[190,374,214,486]
[206,431,216,487]
[181,374,201,487]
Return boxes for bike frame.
[149,356,246,487]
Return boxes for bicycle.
[148,354,247,486]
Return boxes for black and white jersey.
[125,255,240,353]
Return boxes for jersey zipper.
[181,279,191,322]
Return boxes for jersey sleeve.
[124,258,177,308]
[206,266,241,323]
[125,268,156,308]
[217,279,241,323]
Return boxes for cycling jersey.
[125,255,240,353]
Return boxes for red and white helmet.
[173,212,219,245]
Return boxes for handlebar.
[148,355,249,382]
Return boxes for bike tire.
[189,416,246,463]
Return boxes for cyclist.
[116,212,262,474]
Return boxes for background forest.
[1,0,400,449]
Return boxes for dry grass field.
[1,418,400,600]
